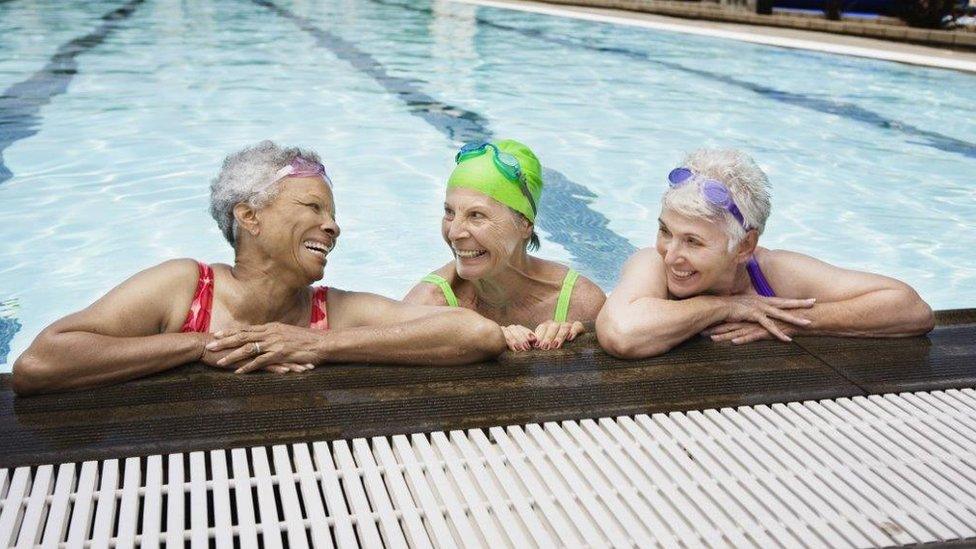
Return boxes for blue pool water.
[1,0,974,369]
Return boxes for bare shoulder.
[611,247,667,298]
[148,258,205,286]
[754,248,826,297]
[97,258,201,304]
[402,262,455,305]
[54,258,202,336]
[623,246,664,273]
[568,273,606,321]
[757,248,904,299]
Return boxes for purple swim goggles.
[668,167,748,229]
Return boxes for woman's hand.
[724,295,815,342]
[205,323,322,374]
[532,320,585,350]
[199,334,311,374]
[501,325,537,352]
[703,319,796,345]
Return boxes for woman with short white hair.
[597,149,934,359]
[13,141,506,395]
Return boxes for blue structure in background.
[0,300,22,366]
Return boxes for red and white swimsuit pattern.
[180,261,328,333]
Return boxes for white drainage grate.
[1,389,975,548]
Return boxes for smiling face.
[252,176,340,283]
[442,187,531,280]
[655,207,747,298]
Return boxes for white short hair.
[661,149,771,250]
[209,140,322,245]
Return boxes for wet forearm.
[314,311,505,365]
[13,331,207,395]
[794,289,934,337]
[600,295,729,358]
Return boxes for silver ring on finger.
[253,342,262,355]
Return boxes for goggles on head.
[455,141,537,217]
[668,167,748,229]
[262,156,332,192]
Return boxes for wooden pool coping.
[1,309,973,469]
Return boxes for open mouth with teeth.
[669,267,698,281]
[453,248,488,261]
[303,240,332,262]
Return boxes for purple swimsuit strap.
[746,256,776,298]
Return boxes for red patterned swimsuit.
[180,262,328,333]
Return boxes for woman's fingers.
[233,348,280,374]
[764,297,816,309]
[513,326,535,351]
[215,341,264,368]
[711,327,753,342]
[207,330,259,352]
[756,315,792,342]
[503,326,531,352]
[704,322,749,336]
[732,328,773,345]
[764,306,812,327]
[568,321,585,341]
[540,322,562,349]
[533,322,551,343]
[213,324,266,339]
[501,327,520,352]
[552,323,573,348]
[518,326,536,351]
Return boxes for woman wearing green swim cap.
[404,140,606,351]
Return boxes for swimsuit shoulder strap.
[310,286,329,330]
[421,273,459,307]
[180,261,214,333]
[746,256,776,298]
[553,268,580,323]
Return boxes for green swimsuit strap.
[421,273,459,307]
[554,269,580,322]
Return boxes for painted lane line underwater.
[454,0,976,74]
[0,0,146,185]
[377,0,976,161]
[0,299,21,366]
[252,0,637,288]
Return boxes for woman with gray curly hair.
[13,141,506,395]
[597,149,934,359]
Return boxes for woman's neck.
[228,255,310,324]
[713,256,756,296]
[471,253,548,309]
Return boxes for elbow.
[475,317,507,359]
[597,314,664,360]
[893,286,935,336]
[911,297,935,336]
[11,351,53,396]
[459,310,507,360]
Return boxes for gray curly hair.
[661,149,772,251]
[210,140,323,245]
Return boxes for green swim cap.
[447,139,543,222]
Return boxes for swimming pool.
[1,0,974,369]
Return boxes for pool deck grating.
[0,309,973,547]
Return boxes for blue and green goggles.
[455,142,537,216]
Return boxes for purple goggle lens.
[667,167,747,229]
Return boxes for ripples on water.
[0,0,973,369]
